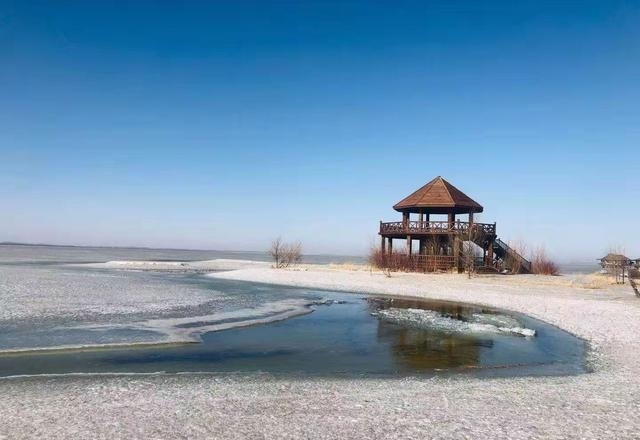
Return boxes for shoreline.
[1,260,639,438]
[206,267,633,370]
[61,259,636,373]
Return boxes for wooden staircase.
[470,236,532,273]
[493,238,532,273]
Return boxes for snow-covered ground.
[79,258,271,272]
[0,262,639,439]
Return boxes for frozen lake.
[0,245,587,377]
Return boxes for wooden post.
[448,213,455,229]
[468,211,475,274]
[486,241,494,266]
[407,235,412,255]
[402,212,409,230]
[381,235,386,254]
[453,236,462,273]
[388,238,393,255]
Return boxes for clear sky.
[1,1,638,261]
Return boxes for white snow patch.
[372,308,536,337]
[77,259,271,272]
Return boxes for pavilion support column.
[388,238,393,256]
[448,213,455,230]
[381,236,386,254]
[402,212,409,230]
[419,239,426,272]
[453,236,462,273]
[407,235,412,255]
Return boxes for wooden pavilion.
[598,253,639,284]
[379,176,531,273]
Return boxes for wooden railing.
[414,255,456,272]
[377,253,457,272]
[380,220,496,235]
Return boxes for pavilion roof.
[393,176,484,214]
[599,253,630,263]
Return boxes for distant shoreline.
[0,242,598,273]
[0,241,363,261]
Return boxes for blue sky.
[1,1,638,261]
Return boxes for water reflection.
[377,321,490,370]
[370,297,505,370]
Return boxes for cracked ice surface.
[0,265,223,323]
[0,264,319,351]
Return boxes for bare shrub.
[269,237,302,268]
[368,246,387,268]
[461,241,476,278]
[530,247,559,276]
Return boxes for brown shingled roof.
[599,253,630,263]
[393,176,484,214]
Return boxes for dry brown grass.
[566,272,615,289]
[327,262,368,271]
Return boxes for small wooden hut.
[598,253,636,284]
[599,253,632,267]
[379,176,531,273]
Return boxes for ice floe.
[0,297,335,353]
[372,307,536,337]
